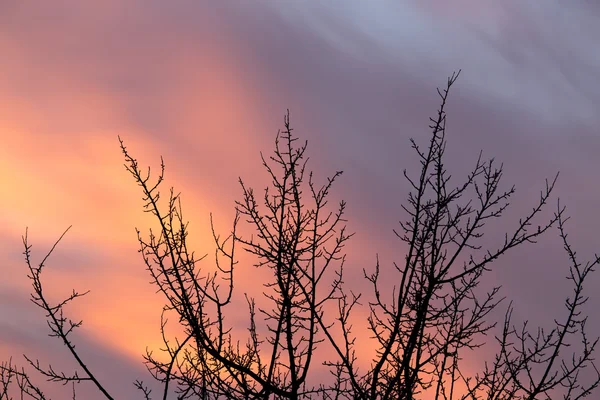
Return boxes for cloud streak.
[1,1,599,398]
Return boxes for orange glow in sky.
[2,1,600,399]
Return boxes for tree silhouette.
[314,72,600,400]
[2,72,599,399]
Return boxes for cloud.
[1,1,599,397]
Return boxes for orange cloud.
[0,2,280,375]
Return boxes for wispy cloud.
[1,1,599,398]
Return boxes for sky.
[1,1,600,398]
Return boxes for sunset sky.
[1,1,600,398]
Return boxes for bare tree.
[119,111,351,399]
[1,72,598,400]
[317,71,600,400]
[0,227,114,400]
